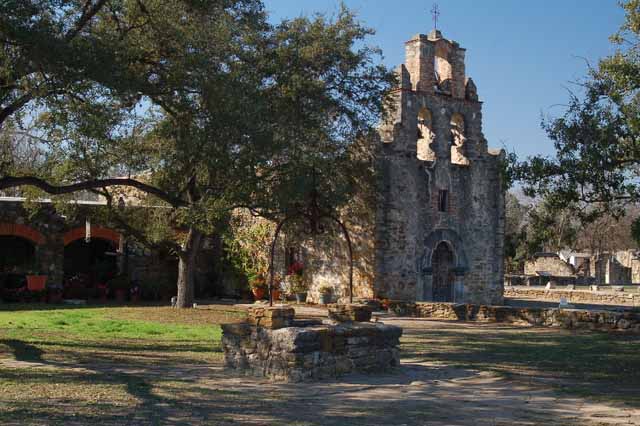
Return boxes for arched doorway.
[0,236,36,272]
[64,239,118,288]
[0,235,37,300]
[432,241,454,302]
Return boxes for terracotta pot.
[26,275,47,292]
[271,289,281,301]
[252,287,266,300]
[115,289,127,302]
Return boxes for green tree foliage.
[504,192,528,272]
[253,9,394,220]
[504,193,580,273]
[0,1,394,307]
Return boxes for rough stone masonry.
[375,29,505,305]
[222,306,402,382]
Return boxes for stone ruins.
[374,29,505,305]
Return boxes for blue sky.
[263,0,625,158]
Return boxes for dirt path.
[3,317,638,426]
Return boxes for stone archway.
[62,226,121,288]
[0,223,46,276]
[62,227,120,246]
[419,229,468,302]
[0,223,45,246]
[0,235,36,272]
[432,241,454,302]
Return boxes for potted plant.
[250,275,267,300]
[292,280,308,303]
[319,286,333,305]
[287,262,308,304]
[26,261,47,296]
[270,279,282,302]
[109,275,130,303]
[380,298,391,311]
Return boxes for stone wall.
[222,320,402,382]
[524,254,575,277]
[375,30,504,305]
[409,301,640,332]
[302,222,375,304]
[1,201,74,285]
[0,199,215,297]
[615,250,640,283]
[505,286,640,307]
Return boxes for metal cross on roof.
[431,3,440,30]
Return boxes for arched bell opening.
[450,112,469,165]
[417,107,436,161]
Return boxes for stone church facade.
[374,29,505,305]
[0,29,505,306]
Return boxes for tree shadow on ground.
[399,320,640,407]
[0,334,573,426]
[0,339,44,362]
[2,317,639,425]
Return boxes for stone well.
[222,305,402,382]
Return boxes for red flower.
[288,262,304,275]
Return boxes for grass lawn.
[0,305,639,425]
[0,304,245,425]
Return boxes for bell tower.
[375,26,505,306]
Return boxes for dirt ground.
[2,309,639,426]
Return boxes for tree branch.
[0,93,33,127]
[65,0,110,42]
[102,190,181,254]
[0,175,187,207]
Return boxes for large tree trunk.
[175,228,202,308]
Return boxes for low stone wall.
[505,286,640,307]
[408,302,640,332]
[222,320,402,382]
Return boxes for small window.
[438,190,449,212]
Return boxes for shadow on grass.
[1,339,44,362]
[0,339,208,424]
[15,338,222,353]
[2,401,137,426]
[400,324,640,406]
